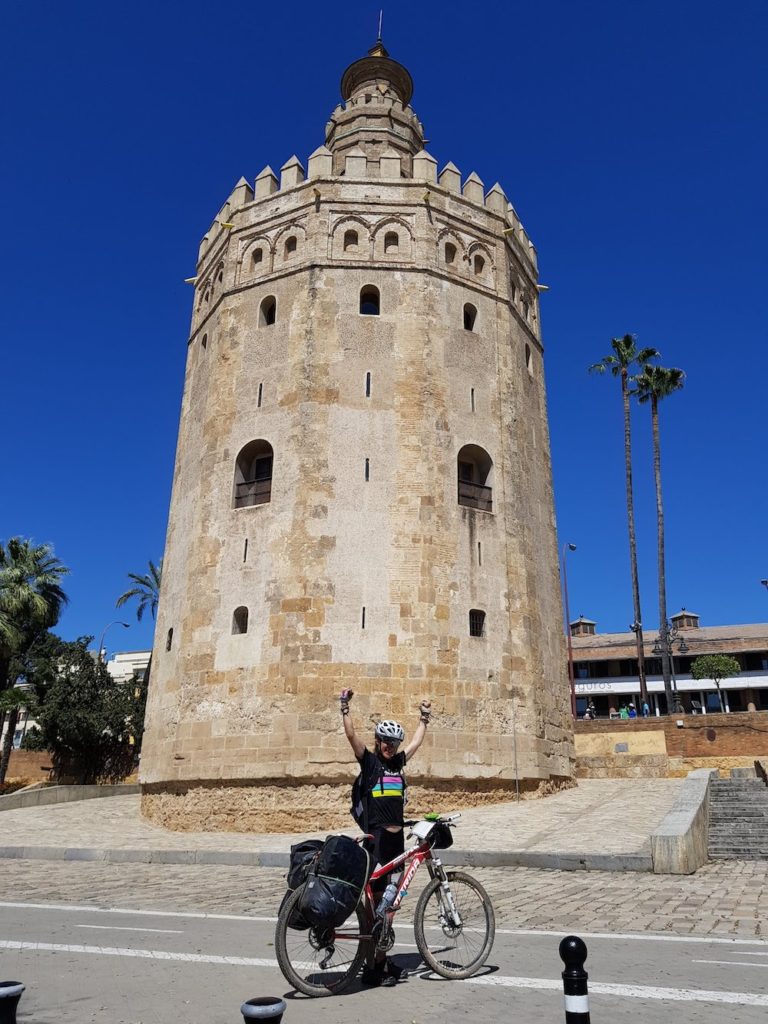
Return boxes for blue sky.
[2,0,766,656]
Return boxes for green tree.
[589,336,659,707]
[29,636,142,783]
[691,655,741,713]
[0,538,69,783]
[116,560,162,622]
[633,364,685,713]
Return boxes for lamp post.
[97,621,130,664]
[561,543,577,719]
[761,579,768,592]
[652,621,689,714]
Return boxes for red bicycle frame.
[366,837,433,913]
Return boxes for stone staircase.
[708,775,768,859]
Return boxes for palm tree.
[589,336,659,708]
[0,538,69,783]
[116,560,162,622]
[116,559,162,703]
[634,364,685,713]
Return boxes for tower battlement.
[141,42,572,833]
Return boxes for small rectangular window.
[470,388,475,412]
[361,606,366,629]
[257,382,263,408]
[469,609,486,637]
[477,541,482,566]
[364,457,370,481]
[365,371,371,398]
[243,538,248,563]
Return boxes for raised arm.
[404,700,432,760]
[339,689,366,759]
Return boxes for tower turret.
[326,40,425,174]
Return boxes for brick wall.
[6,750,53,783]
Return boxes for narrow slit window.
[469,609,486,637]
[522,298,530,321]
[525,344,532,373]
[232,606,249,635]
[243,538,248,563]
[463,303,477,331]
[470,387,475,412]
[260,296,276,326]
[361,606,366,629]
[364,457,370,481]
[360,285,380,316]
[477,541,482,566]
[365,371,371,398]
[166,628,173,651]
[510,277,517,302]
[257,382,263,408]
[201,333,208,350]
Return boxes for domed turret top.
[340,39,414,107]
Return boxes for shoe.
[361,963,384,987]
[380,958,407,986]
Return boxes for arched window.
[360,285,380,316]
[234,439,274,508]
[463,303,477,331]
[166,628,173,651]
[259,296,276,326]
[445,242,457,265]
[343,229,359,252]
[232,607,249,634]
[384,231,399,253]
[284,235,297,258]
[457,444,493,512]
[469,609,486,637]
[253,248,264,265]
[216,266,224,284]
[473,254,485,276]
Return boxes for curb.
[0,845,651,872]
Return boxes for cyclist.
[339,689,432,986]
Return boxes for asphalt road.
[2,900,768,1024]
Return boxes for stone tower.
[140,41,573,831]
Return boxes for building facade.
[571,610,768,717]
[140,42,573,832]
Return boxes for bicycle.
[274,813,495,997]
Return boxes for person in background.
[642,700,651,717]
[628,703,638,719]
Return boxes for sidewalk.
[0,778,681,871]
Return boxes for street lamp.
[761,579,768,591]
[652,620,689,714]
[97,621,130,663]
[561,542,577,719]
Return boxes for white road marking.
[3,939,768,1006]
[77,925,183,934]
[1,902,766,950]
[693,959,768,969]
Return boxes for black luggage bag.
[280,839,324,930]
[297,835,370,929]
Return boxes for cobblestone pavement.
[1,858,766,939]
[0,778,682,856]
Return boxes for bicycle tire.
[413,870,495,979]
[274,886,368,997]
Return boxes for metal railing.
[458,481,493,512]
[234,479,272,508]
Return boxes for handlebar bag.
[298,835,370,929]
[430,822,454,849]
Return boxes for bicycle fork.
[429,859,463,930]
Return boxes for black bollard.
[240,996,287,1023]
[0,982,25,1024]
[559,936,590,1024]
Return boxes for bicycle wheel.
[274,886,368,997]
[413,870,495,979]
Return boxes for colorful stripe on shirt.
[371,774,404,797]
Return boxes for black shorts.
[366,828,405,894]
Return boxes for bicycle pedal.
[319,947,335,970]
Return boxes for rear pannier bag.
[298,835,370,929]
[280,839,324,929]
